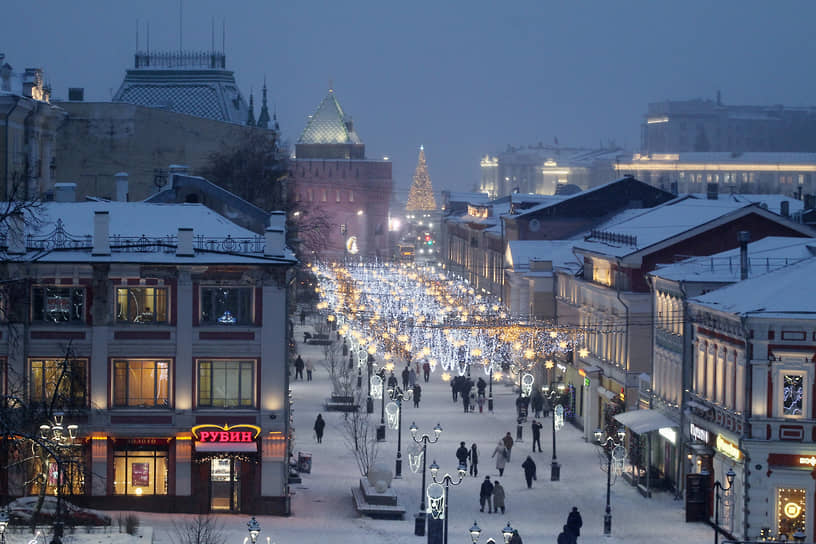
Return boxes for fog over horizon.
[4,0,815,197]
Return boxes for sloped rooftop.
[298,89,362,145]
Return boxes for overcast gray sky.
[4,1,815,198]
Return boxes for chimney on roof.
[670,181,678,195]
[707,182,718,200]
[7,212,25,255]
[54,182,76,202]
[92,211,110,256]
[68,87,84,101]
[781,200,790,218]
[738,231,750,281]
[264,211,286,258]
[114,172,129,202]
[176,227,194,257]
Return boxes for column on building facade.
[583,369,601,442]
[260,279,287,499]
[174,268,193,495]
[518,279,530,320]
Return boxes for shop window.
[113,445,169,495]
[116,287,168,324]
[29,358,87,408]
[32,286,85,323]
[200,287,253,325]
[198,360,255,408]
[29,452,85,497]
[113,359,170,408]
[782,374,804,416]
[777,487,806,539]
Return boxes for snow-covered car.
[7,496,112,526]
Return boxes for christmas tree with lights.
[406,145,437,211]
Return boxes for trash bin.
[298,451,312,473]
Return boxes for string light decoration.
[406,146,437,212]
[311,262,586,382]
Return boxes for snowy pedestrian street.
[278,323,712,544]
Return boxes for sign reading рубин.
[192,424,261,452]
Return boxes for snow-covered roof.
[3,201,295,265]
[690,256,816,319]
[650,236,816,282]
[573,197,807,259]
[505,240,581,273]
[627,152,816,165]
[687,193,804,216]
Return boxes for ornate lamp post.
[488,364,494,412]
[386,385,412,478]
[711,468,736,544]
[428,460,467,544]
[0,507,9,544]
[468,521,515,544]
[247,517,260,544]
[594,425,626,536]
[409,422,442,536]
[39,413,79,544]
[542,384,566,481]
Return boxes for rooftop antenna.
[179,0,183,52]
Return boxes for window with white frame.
[782,373,805,417]
[32,286,86,323]
[116,287,168,324]
[113,359,170,408]
[197,359,255,408]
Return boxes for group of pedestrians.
[478,475,506,514]
[450,375,489,413]
[557,507,583,544]
[293,354,314,381]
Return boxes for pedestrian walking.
[469,391,477,412]
[531,388,543,418]
[462,391,470,413]
[522,455,537,488]
[469,443,479,477]
[456,441,469,471]
[294,355,305,380]
[508,529,522,544]
[557,525,574,544]
[451,377,459,402]
[408,367,417,388]
[477,395,485,413]
[299,309,306,326]
[479,476,494,513]
[492,480,506,514]
[492,440,508,476]
[313,414,325,443]
[566,507,583,540]
[413,384,422,407]
[305,359,314,382]
[477,377,487,398]
[542,395,552,418]
[531,420,543,452]
[502,432,514,461]
[402,366,410,390]
[387,371,398,389]
[422,361,431,382]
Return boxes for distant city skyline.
[4,0,816,197]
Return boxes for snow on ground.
[6,316,713,544]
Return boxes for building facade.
[288,89,392,260]
[0,198,295,515]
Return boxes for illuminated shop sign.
[192,424,261,452]
[798,456,816,467]
[715,434,742,462]
[689,423,709,444]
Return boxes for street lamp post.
[409,422,442,536]
[711,468,736,544]
[594,425,626,536]
[488,366,494,412]
[387,386,412,478]
[39,413,79,544]
[366,357,374,413]
[542,384,565,481]
[429,460,467,544]
[469,521,515,544]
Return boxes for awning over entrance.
[614,409,678,434]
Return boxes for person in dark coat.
[456,441,469,470]
[294,355,304,380]
[387,371,398,389]
[413,384,422,407]
[422,361,431,382]
[508,529,522,544]
[313,414,325,443]
[531,388,544,418]
[531,419,543,452]
[566,507,583,539]
[492,480,506,514]
[502,432,514,461]
[469,443,479,477]
[402,366,410,390]
[479,476,494,513]
[451,377,459,402]
[522,455,537,488]
[476,377,487,397]
[462,390,470,413]
[557,525,573,544]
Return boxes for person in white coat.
[492,440,508,476]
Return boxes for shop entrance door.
[210,458,241,512]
